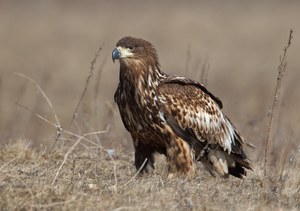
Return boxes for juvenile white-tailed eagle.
[112,36,252,178]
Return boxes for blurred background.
[1,0,299,165]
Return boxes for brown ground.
[1,1,300,210]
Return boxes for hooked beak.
[112,47,121,63]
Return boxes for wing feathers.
[162,76,223,109]
[158,80,239,154]
[157,76,252,178]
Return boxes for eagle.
[112,36,253,178]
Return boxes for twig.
[51,130,108,185]
[0,158,17,171]
[51,136,83,185]
[112,158,118,193]
[278,133,293,181]
[14,177,35,207]
[6,79,29,136]
[57,137,90,149]
[105,101,118,117]
[94,54,108,130]
[15,103,107,151]
[30,196,76,208]
[200,59,210,87]
[264,29,294,177]
[14,72,62,140]
[122,158,148,188]
[185,42,191,75]
[30,72,52,140]
[69,45,104,129]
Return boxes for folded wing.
[157,76,252,177]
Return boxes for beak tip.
[112,48,121,63]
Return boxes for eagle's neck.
[119,60,166,91]
[119,60,166,107]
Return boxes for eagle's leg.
[134,140,155,173]
[166,136,195,177]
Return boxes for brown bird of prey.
[112,36,252,178]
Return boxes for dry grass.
[1,1,300,210]
[0,140,299,210]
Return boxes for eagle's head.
[112,36,159,67]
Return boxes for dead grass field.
[0,140,299,210]
[1,1,300,210]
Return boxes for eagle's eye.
[126,45,135,50]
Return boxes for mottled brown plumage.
[112,36,253,178]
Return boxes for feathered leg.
[166,136,195,178]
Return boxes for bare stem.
[16,102,107,151]
[264,29,294,177]
[69,45,104,129]
[200,58,210,87]
[51,135,83,185]
[94,54,108,130]
[14,73,62,140]
[122,158,148,188]
[185,42,191,75]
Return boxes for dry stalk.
[53,130,108,185]
[6,79,29,136]
[30,196,76,209]
[16,103,107,151]
[263,29,294,177]
[278,132,294,180]
[51,135,83,185]
[94,54,108,130]
[69,45,104,129]
[14,177,35,207]
[112,157,118,193]
[122,158,148,188]
[59,131,107,150]
[200,59,210,87]
[105,101,118,117]
[277,134,293,196]
[0,158,17,171]
[58,137,89,149]
[30,72,52,140]
[14,72,62,139]
[184,43,210,87]
[185,42,191,75]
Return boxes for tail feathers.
[198,129,253,178]
[203,149,252,179]
[207,150,230,178]
[230,153,252,171]
[228,162,247,178]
